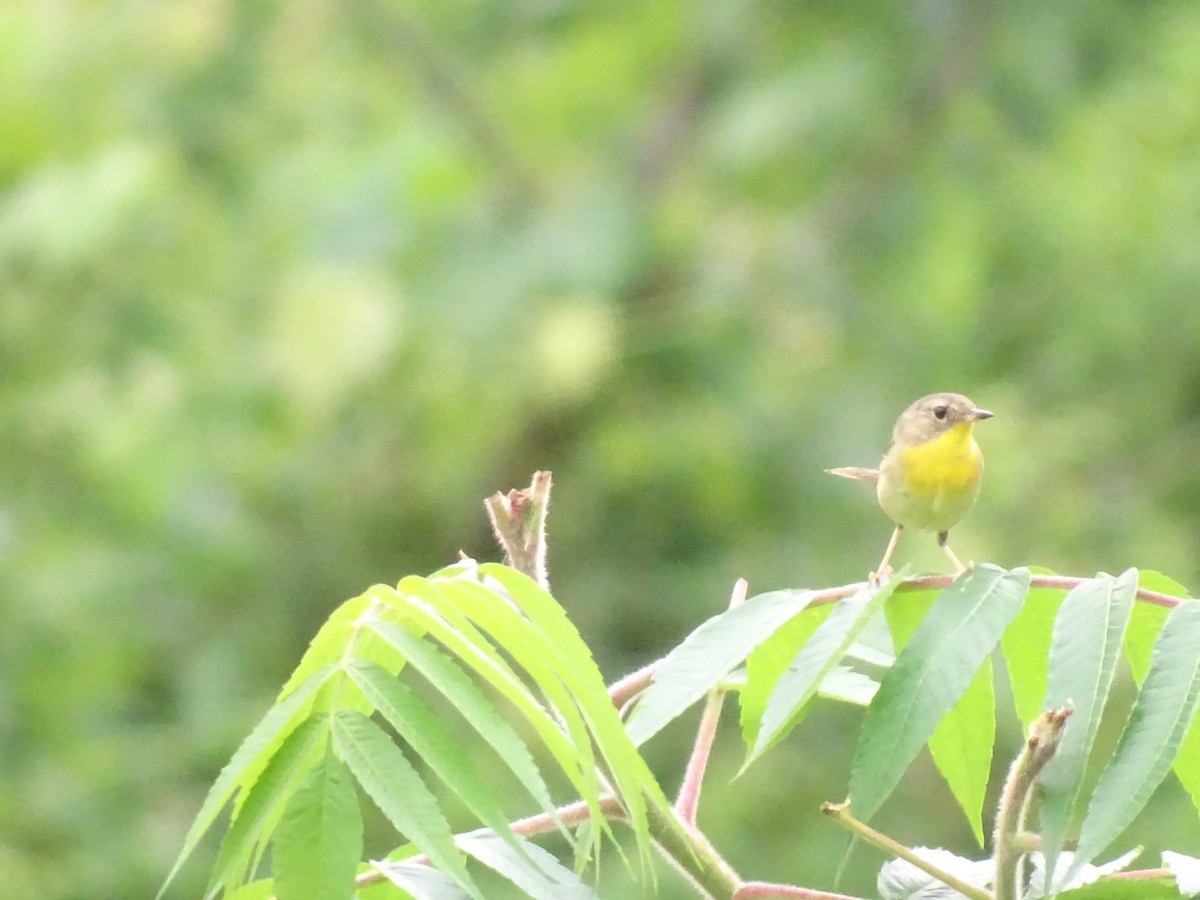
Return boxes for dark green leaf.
[848,565,1030,822]
[1069,599,1200,879]
[626,588,815,746]
[1038,569,1138,891]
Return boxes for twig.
[735,883,867,899]
[675,579,748,824]
[820,801,992,900]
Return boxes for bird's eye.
[933,405,949,420]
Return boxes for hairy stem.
[994,707,1072,900]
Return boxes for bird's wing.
[825,466,880,484]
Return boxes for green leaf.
[457,830,597,900]
[389,577,606,850]
[209,715,331,895]
[331,710,479,899]
[1069,599,1200,879]
[1037,568,1138,892]
[475,566,671,864]
[848,565,1030,823]
[1050,876,1180,898]
[1001,575,1064,728]
[927,656,994,846]
[739,606,831,748]
[273,749,363,900]
[342,659,525,860]
[626,588,815,746]
[1126,572,1187,685]
[889,570,994,844]
[158,668,333,898]
[745,574,904,767]
[1175,714,1200,819]
[362,617,564,837]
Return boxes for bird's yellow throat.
[898,421,982,495]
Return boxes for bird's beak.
[969,407,994,421]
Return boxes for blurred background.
[4,1,1200,897]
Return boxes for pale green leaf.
[273,750,362,900]
[817,666,879,706]
[331,710,479,899]
[747,575,904,766]
[457,830,596,900]
[1069,599,1200,879]
[158,667,334,898]
[626,588,815,746]
[1175,714,1200,820]
[739,606,832,752]
[209,715,330,895]
[1001,579,1064,728]
[1126,572,1187,685]
[848,565,1030,823]
[1038,568,1138,892]
[927,657,994,846]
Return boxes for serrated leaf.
[159,667,334,898]
[273,750,362,900]
[740,606,831,754]
[1038,569,1138,891]
[458,569,668,866]
[1050,877,1180,899]
[331,710,479,899]
[343,659,525,861]
[457,830,596,900]
[626,588,815,746]
[397,578,607,852]
[1126,572,1187,685]
[209,715,330,895]
[747,575,904,767]
[1001,580,1064,728]
[848,565,1030,823]
[362,618,564,838]
[1068,600,1200,880]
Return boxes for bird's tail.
[825,466,880,484]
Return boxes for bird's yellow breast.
[898,422,983,495]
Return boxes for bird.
[827,392,993,579]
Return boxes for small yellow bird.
[827,392,993,578]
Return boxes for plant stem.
[484,471,552,589]
[820,801,992,900]
[993,707,1072,900]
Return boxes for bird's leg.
[937,531,967,575]
[872,525,903,582]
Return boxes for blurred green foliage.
[4,1,1200,897]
